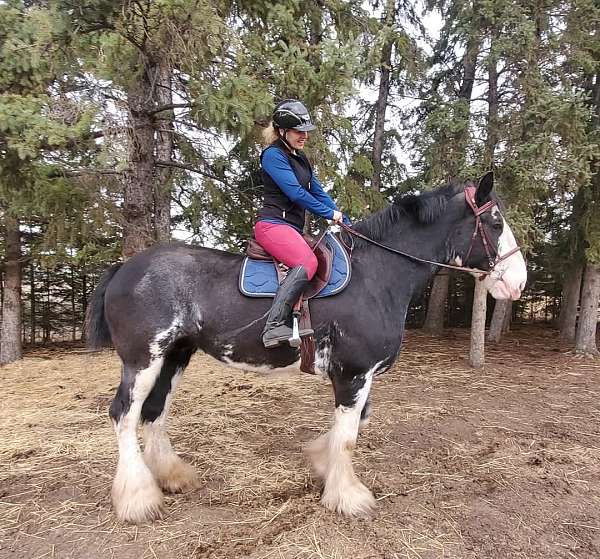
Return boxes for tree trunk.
[123,61,157,259]
[423,273,449,335]
[153,60,173,242]
[29,257,36,344]
[81,271,87,342]
[469,279,487,368]
[424,8,481,332]
[44,268,51,344]
[371,0,395,192]
[559,264,583,342]
[502,301,512,333]
[485,32,499,168]
[448,4,482,176]
[0,216,23,364]
[70,264,76,341]
[575,263,600,355]
[488,299,510,343]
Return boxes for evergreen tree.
[0,1,103,362]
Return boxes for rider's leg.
[254,221,317,348]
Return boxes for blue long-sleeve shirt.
[261,147,338,220]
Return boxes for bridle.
[338,187,521,278]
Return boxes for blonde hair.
[261,122,280,145]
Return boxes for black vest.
[257,139,313,230]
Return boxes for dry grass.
[1,327,600,558]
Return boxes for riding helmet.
[272,99,316,132]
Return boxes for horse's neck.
[351,217,450,298]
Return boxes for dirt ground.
[1,326,600,559]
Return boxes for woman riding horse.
[255,99,350,348]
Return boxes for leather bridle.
[338,187,521,278]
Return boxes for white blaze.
[482,217,527,300]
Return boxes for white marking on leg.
[308,360,384,517]
[149,316,183,360]
[314,344,332,380]
[112,357,165,523]
[142,371,199,493]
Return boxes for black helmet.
[272,99,316,132]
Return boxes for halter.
[338,187,521,277]
[463,185,500,268]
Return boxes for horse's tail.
[85,263,123,350]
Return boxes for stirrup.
[263,320,314,349]
[288,315,314,348]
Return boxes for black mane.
[353,181,466,242]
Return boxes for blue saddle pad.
[239,232,351,298]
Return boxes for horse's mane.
[352,181,466,242]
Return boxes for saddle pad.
[239,232,351,298]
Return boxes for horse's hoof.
[321,479,376,518]
[112,476,164,523]
[153,456,199,494]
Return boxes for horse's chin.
[484,277,522,301]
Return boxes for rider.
[255,99,349,349]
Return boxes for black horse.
[86,173,527,523]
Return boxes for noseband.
[339,187,520,277]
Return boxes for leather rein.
[338,187,520,278]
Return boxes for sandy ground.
[1,326,600,559]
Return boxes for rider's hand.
[331,210,343,224]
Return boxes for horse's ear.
[476,172,494,206]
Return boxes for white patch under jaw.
[482,217,527,300]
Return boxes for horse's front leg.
[306,370,376,517]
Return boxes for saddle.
[240,232,351,299]
[239,232,352,374]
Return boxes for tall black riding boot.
[262,266,314,348]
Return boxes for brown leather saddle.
[244,233,337,375]
[245,233,335,299]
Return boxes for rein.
[339,222,490,276]
[338,188,520,278]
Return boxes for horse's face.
[450,173,527,300]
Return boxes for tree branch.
[149,102,195,116]
[155,160,256,205]
[155,159,223,182]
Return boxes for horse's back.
[107,243,241,297]
[103,243,244,352]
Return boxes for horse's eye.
[493,221,503,231]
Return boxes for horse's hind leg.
[110,357,165,523]
[305,370,376,517]
[141,344,198,493]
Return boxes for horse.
[85,172,527,523]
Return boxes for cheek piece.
[463,186,520,273]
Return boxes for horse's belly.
[201,341,306,378]
[219,355,302,377]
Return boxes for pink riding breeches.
[253,221,318,280]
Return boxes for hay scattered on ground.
[1,327,600,558]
